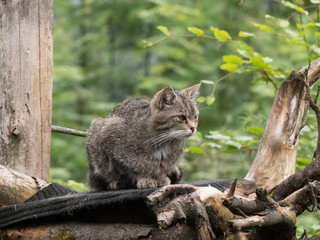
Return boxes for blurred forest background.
[52,0,320,234]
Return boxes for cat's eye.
[194,115,198,120]
[178,114,187,121]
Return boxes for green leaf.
[236,41,254,58]
[299,137,313,147]
[220,63,238,72]
[253,22,274,33]
[200,80,215,85]
[250,55,268,68]
[142,39,154,48]
[246,126,264,135]
[197,96,206,103]
[279,19,289,28]
[206,96,215,105]
[207,131,231,141]
[289,38,309,47]
[187,146,205,154]
[312,227,320,236]
[239,31,255,37]
[188,27,204,36]
[281,1,308,15]
[223,55,244,66]
[296,23,318,29]
[210,27,231,42]
[265,14,275,19]
[235,136,254,142]
[208,143,222,149]
[157,25,171,36]
[226,140,242,150]
[195,131,203,138]
[297,157,312,165]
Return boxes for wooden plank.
[0,0,53,180]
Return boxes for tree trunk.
[0,0,53,180]
[245,60,320,189]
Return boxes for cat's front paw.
[157,177,170,187]
[108,181,120,190]
[168,166,182,184]
[137,178,157,189]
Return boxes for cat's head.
[149,84,200,143]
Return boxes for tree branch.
[51,125,87,137]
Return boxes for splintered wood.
[245,71,308,189]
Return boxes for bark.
[0,0,53,180]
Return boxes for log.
[0,164,46,207]
[1,222,198,240]
[0,0,53,180]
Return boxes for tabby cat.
[86,84,200,190]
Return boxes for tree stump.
[0,0,53,180]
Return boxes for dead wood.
[245,70,307,189]
[147,184,215,240]
[2,58,320,239]
[271,158,320,201]
[245,58,320,190]
[0,0,53,180]
[51,125,87,137]
[1,222,199,240]
[0,164,47,207]
[143,58,320,240]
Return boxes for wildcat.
[86,84,200,190]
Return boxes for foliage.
[52,0,320,182]
[53,0,320,234]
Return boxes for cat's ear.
[151,87,176,110]
[182,83,201,100]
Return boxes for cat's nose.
[190,127,196,133]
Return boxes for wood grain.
[0,0,53,180]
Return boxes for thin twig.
[211,73,232,96]
[51,125,87,137]
[305,80,320,159]
[315,85,320,105]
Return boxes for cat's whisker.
[197,103,210,111]
[150,131,181,146]
[150,133,173,146]
[196,101,207,109]
[150,132,172,143]
[166,130,190,140]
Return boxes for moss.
[52,230,76,240]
